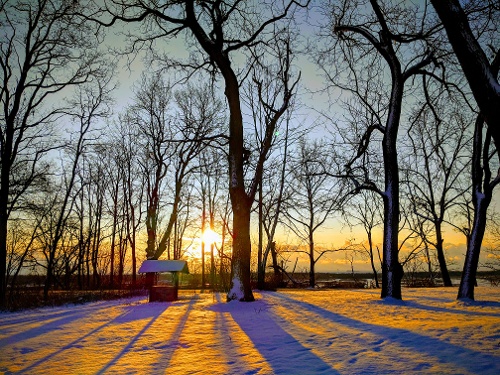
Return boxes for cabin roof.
[138,260,189,274]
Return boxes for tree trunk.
[257,182,264,290]
[434,222,452,286]
[210,212,216,288]
[430,0,500,155]
[224,67,254,301]
[368,231,379,288]
[109,183,119,288]
[381,187,403,299]
[201,191,206,289]
[458,194,490,300]
[271,242,279,278]
[43,250,55,301]
[309,255,316,288]
[146,188,159,259]
[457,116,495,300]
[0,128,13,308]
[130,227,137,286]
[380,73,404,300]
[227,197,254,301]
[0,183,8,309]
[309,236,316,288]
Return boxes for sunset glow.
[201,228,221,245]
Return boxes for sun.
[201,228,220,244]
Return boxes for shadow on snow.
[211,294,337,375]
[269,292,500,374]
[14,300,169,374]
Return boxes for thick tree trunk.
[224,66,254,301]
[457,116,495,300]
[43,253,55,301]
[380,76,404,300]
[0,187,8,309]
[458,193,490,300]
[227,197,254,301]
[0,132,12,308]
[381,183,403,299]
[430,0,500,155]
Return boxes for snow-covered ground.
[1,287,500,374]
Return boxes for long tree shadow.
[0,310,89,348]
[270,292,500,374]
[213,293,251,371]
[96,302,170,374]
[16,301,168,374]
[212,293,277,374]
[1,308,83,327]
[382,298,500,318]
[211,297,338,375]
[150,294,199,373]
[0,298,145,348]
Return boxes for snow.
[138,260,189,274]
[227,274,245,301]
[1,287,500,374]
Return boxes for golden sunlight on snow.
[1,288,500,374]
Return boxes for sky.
[1,287,500,374]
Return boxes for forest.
[0,0,499,310]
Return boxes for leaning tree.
[430,0,499,300]
[430,0,500,158]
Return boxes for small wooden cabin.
[138,260,189,302]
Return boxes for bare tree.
[482,213,500,285]
[428,0,500,300]
[242,63,304,290]
[128,73,174,261]
[42,78,112,299]
[82,0,306,301]
[257,119,298,290]
[457,110,499,299]
[154,83,226,260]
[6,200,46,302]
[320,0,439,299]
[91,140,127,288]
[282,137,346,288]
[0,0,110,307]
[115,120,145,287]
[402,85,472,286]
[344,190,383,288]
